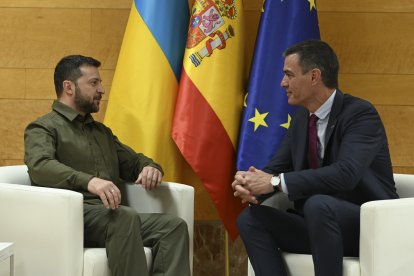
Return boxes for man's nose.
[97,84,105,94]
[280,76,288,88]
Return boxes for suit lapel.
[324,90,343,149]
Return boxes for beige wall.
[1,0,414,220]
[0,0,131,163]
[316,0,414,174]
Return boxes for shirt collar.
[313,89,336,120]
[52,100,95,124]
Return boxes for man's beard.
[74,85,100,114]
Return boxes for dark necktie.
[308,114,319,169]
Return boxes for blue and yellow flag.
[104,1,191,182]
[236,0,320,170]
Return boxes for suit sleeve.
[263,131,294,174]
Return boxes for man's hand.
[232,178,259,204]
[232,166,274,203]
[135,166,162,190]
[87,177,121,210]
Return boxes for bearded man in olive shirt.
[24,55,190,276]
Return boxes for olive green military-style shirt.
[24,100,163,200]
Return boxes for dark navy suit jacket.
[263,90,398,210]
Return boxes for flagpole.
[225,231,230,276]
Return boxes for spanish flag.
[172,0,246,240]
[104,1,191,182]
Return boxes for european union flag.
[236,0,320,170]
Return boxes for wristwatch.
[270,175,281,192]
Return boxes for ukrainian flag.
[104,0,191,182]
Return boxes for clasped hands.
[87,166,162,210]
[232,166,274,204]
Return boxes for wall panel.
[320,12,414,74]
[0,69,26,99]
[0,9,29,68]
[90,9,130,70]
[339,74,414,106]
[318,0,414,12]
[378,106,414,170]
[243,0,414,13]
[0,99,52,160]
[0,8,91,68]
[25,69,54,99]
[0,0,132,9]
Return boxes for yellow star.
[243,93,248,107]
[280,114,292,129]
[249,108,269,131]
[308,0,316,11]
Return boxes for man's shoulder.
[27,110,62,128]
[336,92,381,126]
[342,92,375,110]
[25,110,76,136]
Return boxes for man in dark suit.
[232,40,399,276]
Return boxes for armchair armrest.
[122,182,194,221]
[121,182,195,271]
[0,183,84,276]
[360,198,414,276]
[261,192,293,210]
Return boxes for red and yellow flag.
[172,0,246,239]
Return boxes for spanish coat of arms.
[187,0,238,67]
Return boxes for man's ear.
[310,68,322,85]
[62,80,74,95]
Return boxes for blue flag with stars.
[236,0,320,170]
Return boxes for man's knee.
[237,206,251,233]
[303,195,340,231]
[158,214,189,238]
[170,215,188,233]
[303,194,336,214]
[111,206,142,235]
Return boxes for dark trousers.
[83,199,190,276]
[237,194,360,276]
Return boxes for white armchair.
[0,165,194,276]
[248,173,414,276]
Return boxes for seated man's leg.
[140,213,191,276]
[83,199,149,276]
[303,195,360,276]
[237,205,310,276]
